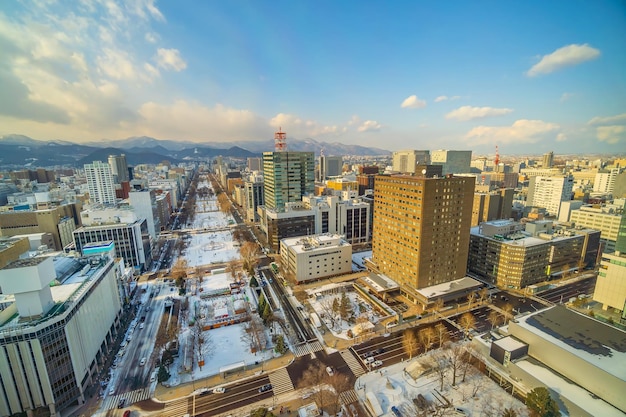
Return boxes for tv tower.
[274,127,287,152]
[494,145,500,168]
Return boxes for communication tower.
[274,127,287,152]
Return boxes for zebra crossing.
[101,387,151,410]
[268,368,294,395]
[162,398,189,417]
[292,340,324,357]
[339,389,359,405]
[340,349,366,377]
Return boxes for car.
[212,387,226,394]
[374,348,385,354]
[371,360,383,368]
[258,384,272,393]
[454,407,469,416]
[391,406,402,417]
[365,356,375,364]
[123,411,131,417]
[139,358,147,366]
[117,398,126,409]
[326,366,334,376]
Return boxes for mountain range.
[0,135,390,169]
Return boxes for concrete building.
[430,150,472,174]
[484,306,626,416]
[128,189,160,239]
[0,247,129,417]
[262,151,315,212]
[557,200,585,222]
[471,188,514,226]
[318,155,343,181]
[594,168,622,195]
[107,154,129,183]
[526,175,574,216]
[391,150,430,174]
[0,237,30,269]
[570,204,625,253]
[594,251,626,321]
[0,204,81,251]
[84,161,116,205]
[247,157,261,172]
[542,151,554,168]
[370,175,475,303]
[280,233,352,282]
[243,172,264,223]
[468,219,601,289]
[73,214,151,272]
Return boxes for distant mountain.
[0,134,390,168]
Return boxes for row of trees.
[318,291,354,330]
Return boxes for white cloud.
[587,113,626,126]
[97,48,138,80]
[527,43,600,77]
[401,95,426,109]
[556,132,567,142]
[596,126,626,145]
[465,119,560,145]
[560,92,574,103]
[446,106,513,121]
[357,120,382,132]
[434,95,461,103]
[145,32,159,43]
[155,48,187,72]
[269,113,340,138]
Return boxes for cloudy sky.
[1,0,625,155]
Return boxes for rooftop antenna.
[274,127,287,152]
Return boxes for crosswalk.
[268,368,294,395]
[340,349,366,377]
[162,398,189,417]
[101,387,151,410]
[339,389,359,405]
[292,340,324,357]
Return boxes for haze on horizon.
[0,0,624,155]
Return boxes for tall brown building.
[371,175,475,302]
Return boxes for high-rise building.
[594,168,622,194]
[391,150,430,174]
[430,150,472,174]
[243,172,265,222]
[526,175,574,216]
[262,151,315,211]
[318,155,343,181]
[107,154,129,183]
[471,188,514,226]
[542,151,554,168]
[85,161,117,205]
[570,205,626,253]
[371,175,474,301]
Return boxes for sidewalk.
[153,352,295,402]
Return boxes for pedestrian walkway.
[101,387,151,410]
[268,368,294,395]
[292,340,324,357]
[340,349,366,377]
[162,398,188,417]
[339,389,359,405]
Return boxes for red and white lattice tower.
[274,127,287,152]
[494,145,500,167]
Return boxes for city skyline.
[0,0,625,155]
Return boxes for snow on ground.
[357,347,529,417]
[307,284,385,341]
[164,186,278,387]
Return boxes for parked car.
[371,360,383,368]
[391,406,402,417]
[326,366,334,376]
[258,384,272,393]
[139,357,147,366]
[374,348,385,354]
[212,387,226,394]
[365,356,375,364]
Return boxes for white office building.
[84,161,116,205]
[280,233,352,282]
[526,175,574,216]
[430,150,472,174]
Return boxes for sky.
[0,0,625,155]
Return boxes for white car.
[139,357,147,366]
[212,387,226,394]
[371,360,383,368]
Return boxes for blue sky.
[0,0,625,155]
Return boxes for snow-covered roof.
[416,276,482,299]
[494,336,527,352]
[515,305,626,381]
[516,359,625,417]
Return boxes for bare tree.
[402,329,419,360]
[240,241,261,275]
[328,373,352,414]
[192,320,215,370]
[301,364,336,414]
[502,303,514,324]
[226,259,242,283]
[488,309,500,330]
[478,287,489,304]
[171,258,188,281]
[434,322,449,349]
[467,291,477,309]
[241,316,265,353]
[418,326,435,352]
[431,352,449,391]
[319,296,340,330]
[459,312,476,339]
